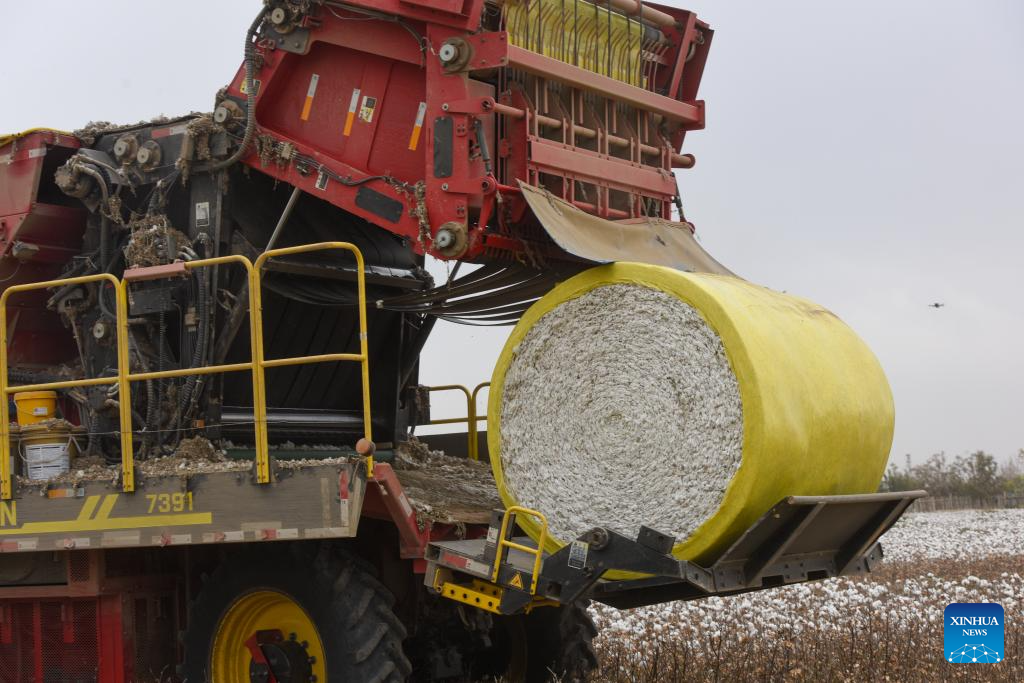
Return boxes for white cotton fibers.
[498,284,744,544]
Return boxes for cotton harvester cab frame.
[0,1,919,681]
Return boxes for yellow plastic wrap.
[488,263,894,564]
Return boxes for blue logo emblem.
[944,603,1004,663]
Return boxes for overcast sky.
[3,1,1021,464]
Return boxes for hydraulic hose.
[75,165,115,267]
[75,164,108,205]
[203,8,269,172]
[178,267,210,416]
[129,328,160,457]
[99,217,111,273]
[178,236,213,429]
[148,169,181,214]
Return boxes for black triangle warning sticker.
[509,572,524,590]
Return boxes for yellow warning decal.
[408,101,427,151]
[508,572,524,590]
[300,73,320,121]
[358,95,378,124]
[240,78,262,96]
[343,88,361,136]
[0,494,212,535]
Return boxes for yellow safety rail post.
[119,255,262,486]
[492,505,549,594]
[115,272,133,490]
[426,383,489,461]
[0,274,132,499]
[253,242,372,479]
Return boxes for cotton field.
[590,509,1024,682]
[880,508,1024,562]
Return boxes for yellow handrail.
[425,381,489,460]
[426,384,472,425]
[492,505,549,594]
[254,242,374,479]
[0,273,132,499]
[0,242,374,499]
[118,255,260,489]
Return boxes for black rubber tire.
[181,543,411,682]
[523,603,599,682]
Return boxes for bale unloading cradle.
[489,263,895,563]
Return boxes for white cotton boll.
[499,284,743,543]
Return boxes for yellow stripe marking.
[343,88,361,136]
[0,492,213,536]
[95,494,118,520]
[300,74,320,121]
[77,495,101,521]
[0,512,213,536]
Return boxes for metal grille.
[0,603,34,682]
[41,601,97,682]
[130,595,177,682]
[0,600,98,683]
[68,553,90,584]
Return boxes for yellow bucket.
[14,391,58,425]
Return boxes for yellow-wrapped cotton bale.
[488,263,894,565]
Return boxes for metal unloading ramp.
[425,491,926,615]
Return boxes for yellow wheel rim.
[211,589,327,683]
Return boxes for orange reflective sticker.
[300,74,319,121]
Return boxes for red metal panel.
[0,132,82,259]
[422,23,495,249]
[299,8,424,66]
[6,204,86,263]
[341,0,484,29]
[0,259,83,367]
[363,463,430,559]
[528,139,677,197]
[0,605,10,645]
[666,12,699,102]
[32,603,42,681]
[347,58,401,171]
[238,38,428,248]
[98,594,126,683]
[0,134,84,367]
[401,0,465,13]
[225,1,711,260]
[0,148,43,226]
[123,261,188,282]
